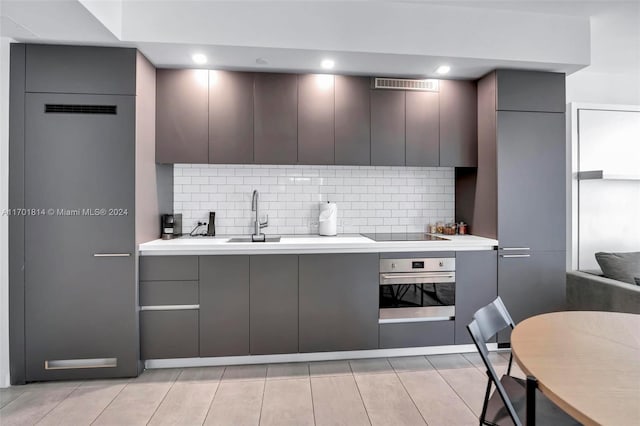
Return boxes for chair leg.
[479,372,492,425]
[526,376,537,426]
[507,352,513,376]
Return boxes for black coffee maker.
[161,214,182,239]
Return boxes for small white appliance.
[318,202,337,236]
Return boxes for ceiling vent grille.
[374,78,439,92]
[45,104,117,115]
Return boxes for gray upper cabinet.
[298,74,335,164]
[299,253,379,352]
[254,73,298,164]
[439,80,478,167]
[497,111,566,251]
[335,76,371,165]
[496,70,566,113]
[454,251,497,344]
[156,69,209,164]
[250,255,299,355]
[25,45,136,95]
[199,256,250,356]
[405,91,439,167]
[209,71,254,164]
[371,90,406,166]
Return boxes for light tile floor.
[0,351,525,426]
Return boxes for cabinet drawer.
[140,281,198,306]
[140,310,199,359]
[379,321,454,349]
[140,256,198,281]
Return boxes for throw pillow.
[595,252,640,285]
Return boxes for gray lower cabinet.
[250,255,299,355]
[497,111,566,251]
[439,79,477,167]
[335,76,371,165]
[298,74,335,164]
[140,310,199,359]
[254,73,298,164]
[379,321,454,349]
[498,250,566,343]
[156,69,209,164]
[405,91,439,166]
[209,71,254,164]
[454,251,498,344]
[199,256,250,356]
[298,254,379,352]
[371,90,405,166]
[139,256,199,281]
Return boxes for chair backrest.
[467,297,522,426]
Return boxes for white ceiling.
[3,0,635,78]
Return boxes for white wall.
[0,34,11,388]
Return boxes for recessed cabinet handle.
[500,254,531,258]
[502,247,531,251]
[93,253,131,257]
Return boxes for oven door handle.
[380,273,455,285]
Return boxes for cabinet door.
[209,71,254,164]
[299,254,378,352]
[454,251,497,344]
[24,93,136,381]
[497,111,566,251]
[371,90,405,166]
[199,256,250,356]
[298,74,335,164]
[254,73,298,164]
[335,76,370,165]
[250,255,299,355]
[439,80,477,166]
[406,91,439,166]
[496,70,565,113]
[140,310,199,359]
[156,69,209,163]
[498,250,566,343]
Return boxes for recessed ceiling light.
[435,65,451,75]
[321,59,335,70]
[192,53,207,65]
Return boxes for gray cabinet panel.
[24,93,137,381]
[139,281,198,306]
[298,74,335,164]
[379,321,454,349]
[454,251,497,344]
[498,250,566,343]
[405,91,439,167]
[156,69,209,164]
[254,73,298,164]
[141,310,199,359]
[299,254,378,352]
[209,71,254,164]
[335,76,371,165]
[371,90,405,166]
[25,44,136,95]
[139,256,199,281]
[497,111,566,251]
[250,255,298,355]
[440,80,478,167]
[199,256,250,356]
[496,70,565,113]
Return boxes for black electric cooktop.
[361,233,449,242]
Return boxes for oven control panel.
[380,258,455,273]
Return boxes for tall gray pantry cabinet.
[9,44,168,384]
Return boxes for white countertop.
[138,234,498,256]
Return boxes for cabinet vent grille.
[374,78,439,92]
[45,104,117,115]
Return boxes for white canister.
[318,202,338,236]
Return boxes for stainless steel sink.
[227,236,281,243]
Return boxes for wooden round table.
[511,311,640,426]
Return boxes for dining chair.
[467,297,580,426]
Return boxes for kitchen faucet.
[251,190,268,242]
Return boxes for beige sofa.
[566,271,640,314]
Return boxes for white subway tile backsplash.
[173,164,455,235]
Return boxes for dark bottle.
[207,212,216,236]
